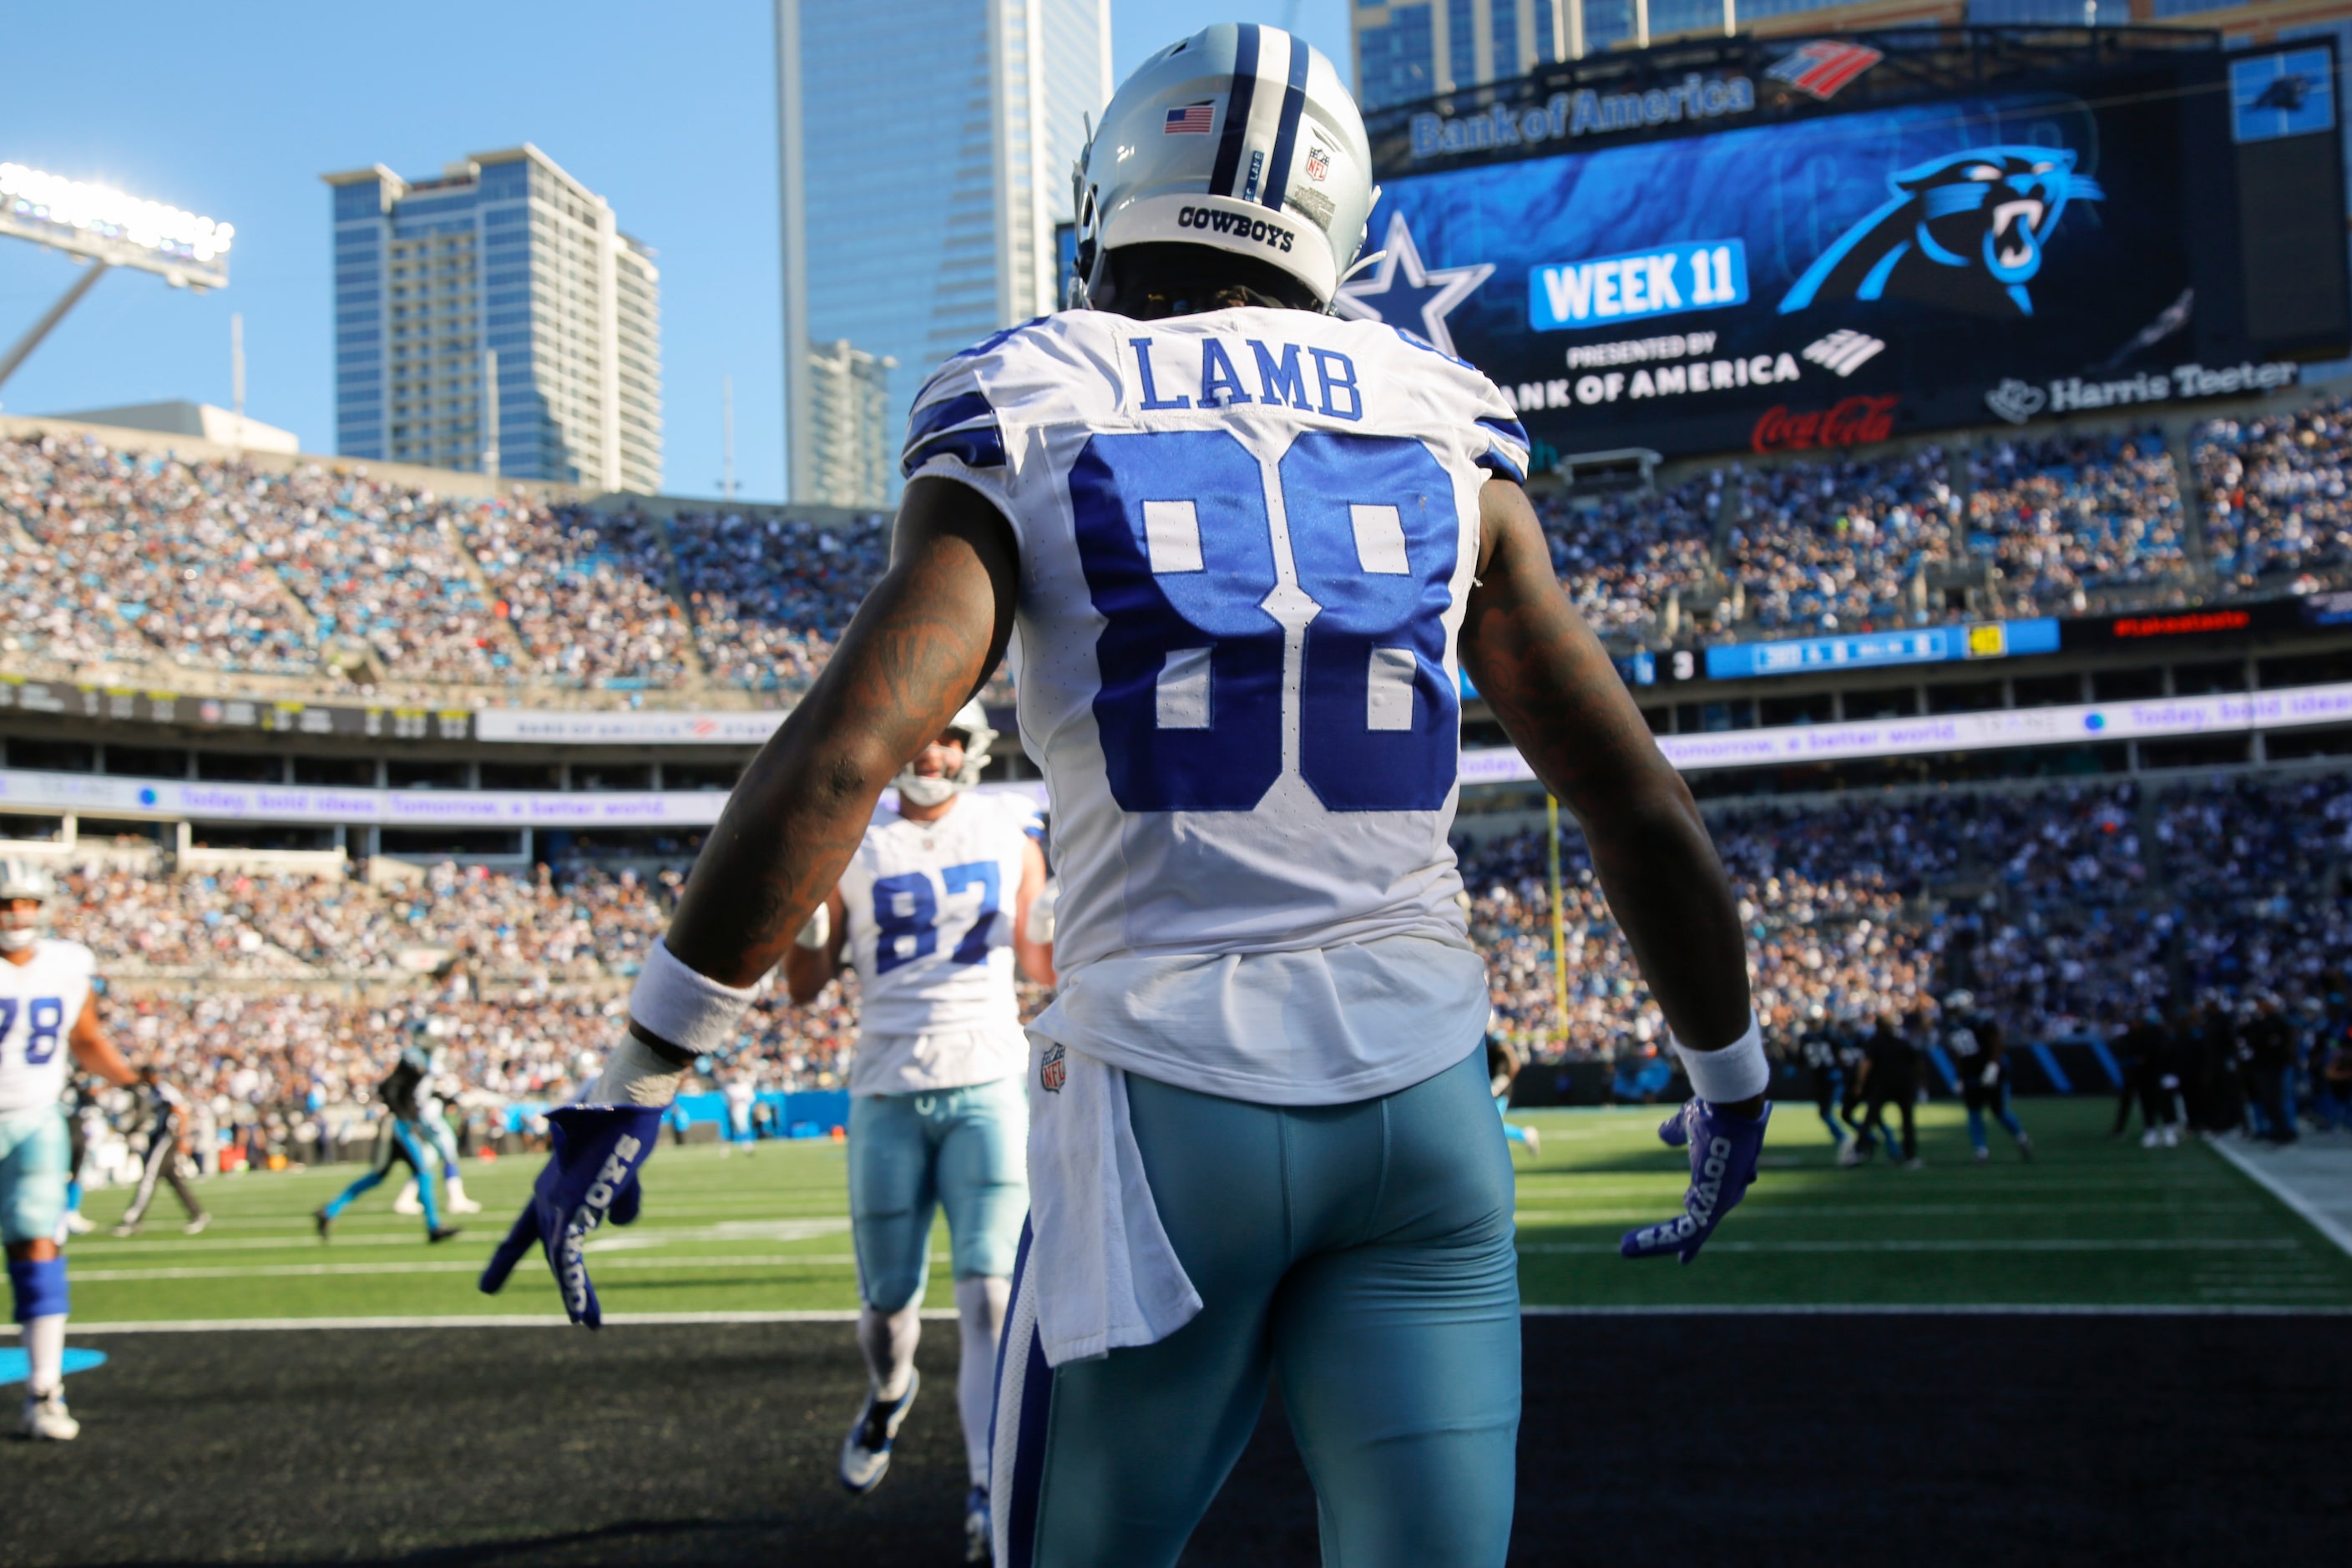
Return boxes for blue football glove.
[1619,1098,1770,1265]
[478,1104,662,1327]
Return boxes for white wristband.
[1672,1013,1768,1104]
[588,1034,689,1108]
[795,905,831,951]
[628,938,761,1059]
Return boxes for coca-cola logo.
[1751,394,1897,453]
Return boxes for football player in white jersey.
[484,25,1769,1565]
[781,700,1052,1555]
[0,859,139,1439]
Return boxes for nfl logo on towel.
[1040,1041,1067,1093]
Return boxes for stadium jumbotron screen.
[1352,28,2350,459]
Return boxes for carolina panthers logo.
[1779,146,2102,319]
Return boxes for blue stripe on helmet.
[1209,23,1262,199]
[1261,40,1313,211]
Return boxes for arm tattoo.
[662,481,1017,988]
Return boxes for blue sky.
[0,1,1347,502]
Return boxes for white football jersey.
[838,791,1040,1094]
[904,307,1526,1103]
[0,940,95,1117]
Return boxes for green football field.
[53,1099,2352,1324]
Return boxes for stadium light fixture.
[0,160,232,397]
[0,162,233,287]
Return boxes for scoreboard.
[1349,28,2349,462]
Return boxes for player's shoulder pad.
[1368,321,1530,483]
[37,937,97,974]
[903,316,1080,482]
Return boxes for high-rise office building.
[805,338,898,509]
[773,0,1110,503]
[324,144,661,493]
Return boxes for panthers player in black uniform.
[1842,1010,1923,1168]
[315,1048,461,1242]
[1796,1006,1850,1151]
[1943,990,2033,1163]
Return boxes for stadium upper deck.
[6,381,2349,713]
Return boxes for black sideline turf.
[3,1317,2344,1565]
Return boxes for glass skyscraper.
[775,0,1109,504]
[323,145,661,493]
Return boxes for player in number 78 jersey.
[488,23,1769,1565]
[0,860,139,1441]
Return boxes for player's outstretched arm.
[480,478,1019,1325]
[668,476,1019,989]
[1458,478,1768,1262]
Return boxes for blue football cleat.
[838,1369,919,1494]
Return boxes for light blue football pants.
[848,1076,1029,1311]
[993,1048,1520,1568]
[0,1107,71,1247]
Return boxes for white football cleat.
[838,1370,919,1495]
[21,1389,79,1441]
[445,1178,483,1215]
[965,1485,992,1561]
[58,1211,94,1236]
[392,1181,424,1216]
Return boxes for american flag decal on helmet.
[1767,41,1883,102]
[1165,102,1214,134]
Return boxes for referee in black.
[113,1064,210,1236]
[1845,1008,1924,1169]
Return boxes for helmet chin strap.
[896,776,963,808]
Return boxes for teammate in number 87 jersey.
[785,702,1055,1560]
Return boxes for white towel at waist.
[1022,1029,1201,1368]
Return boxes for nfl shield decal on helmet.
[1039,1042,1067,1093]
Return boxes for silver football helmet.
[0,857,55,953]
[895,700,995,807]
[1070,23,1375,311]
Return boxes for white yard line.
[69,1251,941,1283]
[6,1302,2344,1335]
[1516,1237,2301,1255]
[2208,1136,2352,1261]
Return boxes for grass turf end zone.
[33,1099,2352,1325]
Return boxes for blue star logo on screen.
[1333,212,1493,359]
[2232,48,2335,144]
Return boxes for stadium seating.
[62,769,2347,1142]
[2193,394,2352,583]
[12,410,2339,706]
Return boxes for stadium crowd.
[13,400,2352,708]
[2194,394,2352,583]
[33,765,2346,1169]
